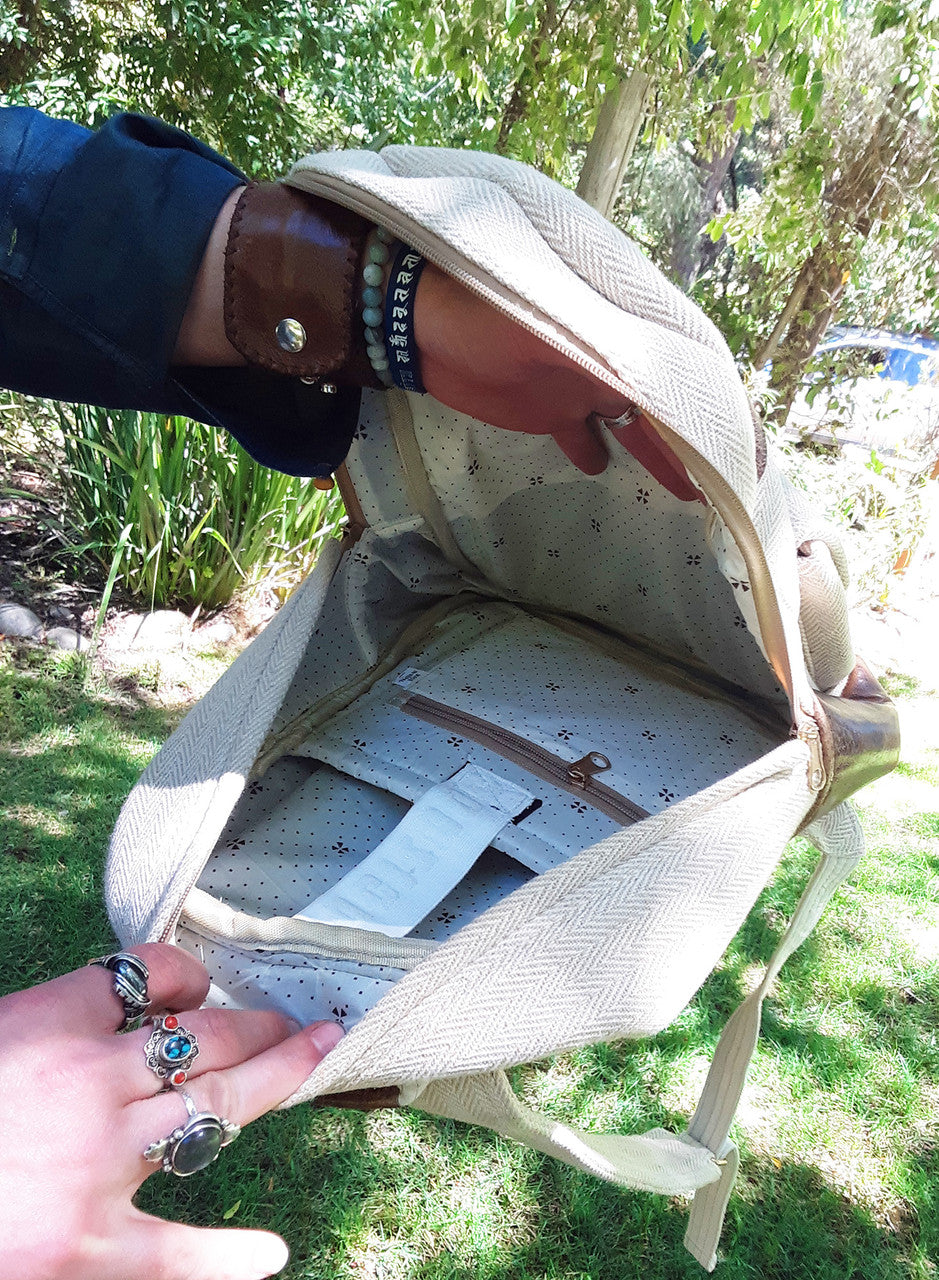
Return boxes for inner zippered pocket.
[293,601,781,875]
[401,693,649,826]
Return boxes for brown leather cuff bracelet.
[223,181,382,389]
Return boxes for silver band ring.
[143,1091,240,1177]
[89,951,150,1030]
[144,1015,200,1087]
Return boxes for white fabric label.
[294,764,535,936]
[392,666,424,689]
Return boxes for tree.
[391,0,846,185]
[0,0,349,175]
[710,3,939,420]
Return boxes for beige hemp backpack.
[105,146,900,1268]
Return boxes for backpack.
[105,145,900,1268]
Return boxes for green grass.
[2,643,937,1279]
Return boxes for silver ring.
[143,1091,240,1177]
[144,1015,200,1087]
[89,951,150,1031]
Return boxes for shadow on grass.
[0,654,177,988]
[136,1101,937,1280]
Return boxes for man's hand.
[413,263,632,475]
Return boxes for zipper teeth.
[402,694,649,826]
[289,172,618,381]
[181,912,434,971]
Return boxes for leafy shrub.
[53,403,343,611]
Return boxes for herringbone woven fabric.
[283,739,813,1105]
[105,539,344,944]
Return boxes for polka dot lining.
[189,391,793,1031]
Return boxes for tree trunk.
[495,2,556,154]
[670,105,739,289]
[575,70,651,218]
[765,245,852,423]
[689,133,740,284]
[760,98,905,424]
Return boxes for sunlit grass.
[1,644,937,1278]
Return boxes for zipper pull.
[796,719,826,792]
[567,752,612,789]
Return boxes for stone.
[45,626,89,652]
[194,616,237,647]
[163,1035,194,1062]
[125,610,189,651]
[173,1119,222,1175]
[0,602,42,639]
[46,603,75,627]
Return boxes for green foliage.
[696,5,939,375]
[0,0,345,175]
[381,0,846,175]
[52,404,344,611]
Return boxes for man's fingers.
[127,1213,289,1280]
[128,1020,344,1145]
[13,944,211,1037]
[606,413,705,503]
[550,421,609,474]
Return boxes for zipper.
[401,693,650,826]
[179,888,435,970]
[796,719,826,793]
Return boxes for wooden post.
[576,70,651,218]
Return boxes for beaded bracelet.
[361,226,395,387]
[360,226,426,394]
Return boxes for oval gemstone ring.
[144,1091,240,1177]
[144,1015,200,1087]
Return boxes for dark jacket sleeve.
[0,109,358,478]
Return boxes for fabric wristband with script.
[384,243,427,393]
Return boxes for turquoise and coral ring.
[144,1015,200,1087]
[144,1091,240,1177]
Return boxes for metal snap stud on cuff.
[275,318,307,352]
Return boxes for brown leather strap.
[311,1085,400,1112]
[803,657,900,824]
[223,182,381,387]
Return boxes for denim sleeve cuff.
[6,111,245,398]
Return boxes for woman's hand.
[0,945,344,1280]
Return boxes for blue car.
[786,327,939,461]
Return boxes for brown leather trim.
[336,462,367,541]
[311,1086,400,1112]
[224,182,380,386]
[802,657,901,825]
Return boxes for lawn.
[1,643,936,1280]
